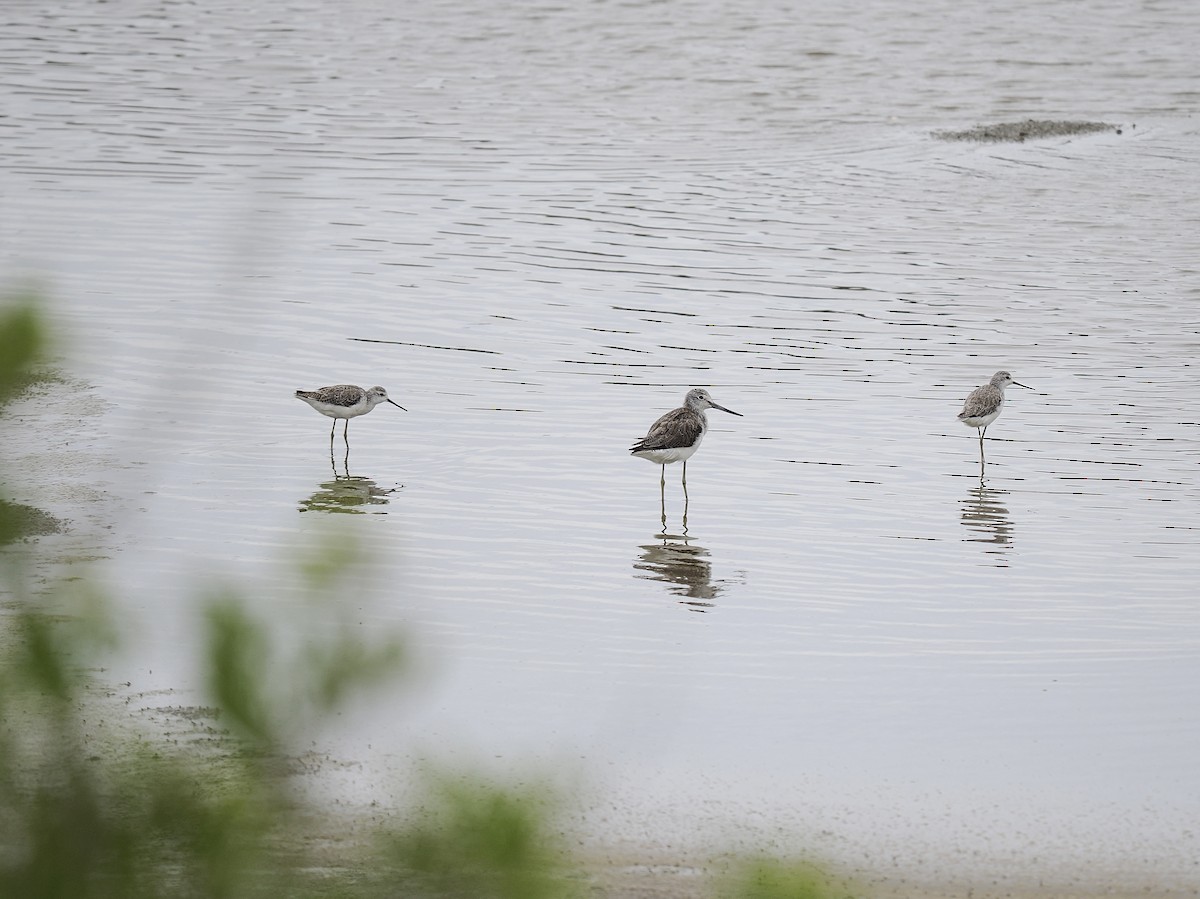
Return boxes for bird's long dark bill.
[712,402,742,416]
[387,399,409,410]
[1012,382,1032,390]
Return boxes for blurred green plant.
[0,296,43,408]
[0,292,848,899]
[716,856,855,899]
[0,296,61,546]
[0,294,583,899]
[381,775,572,899]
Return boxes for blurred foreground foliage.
[0,294,849,899]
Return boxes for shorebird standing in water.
[630,388,742,497]
[957,370,1031,461]
[295,384,406,446]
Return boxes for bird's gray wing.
[958,385,1000,419]
[319,385,365,407]
[630,408,702,453]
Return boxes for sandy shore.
[579,845,1200,899]
[585,863,1200,899]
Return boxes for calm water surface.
[3,0,1199,889]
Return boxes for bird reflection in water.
[960,476,1014,565]
[659,484,688,534]
[298,451,397,514]
[634,533,731,612]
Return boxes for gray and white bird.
[630,388,742,486]
[295,384,406,444]
[957,371,1031,452]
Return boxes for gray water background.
[3,0,1199,889]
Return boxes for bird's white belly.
[633,442,701,465]
[302,399,368,419]
[959,406,1002,429]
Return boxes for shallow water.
[3,0,1199,889]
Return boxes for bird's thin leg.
[659,466,667,532]
[343,419,350,446]
[329,420,336,448]
[681,459,688,489]
[978,428,986,470]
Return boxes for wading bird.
[630,388,742,491]
[295,384,406,445]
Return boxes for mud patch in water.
[934,119,1119,141]
[0,499,67,545]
